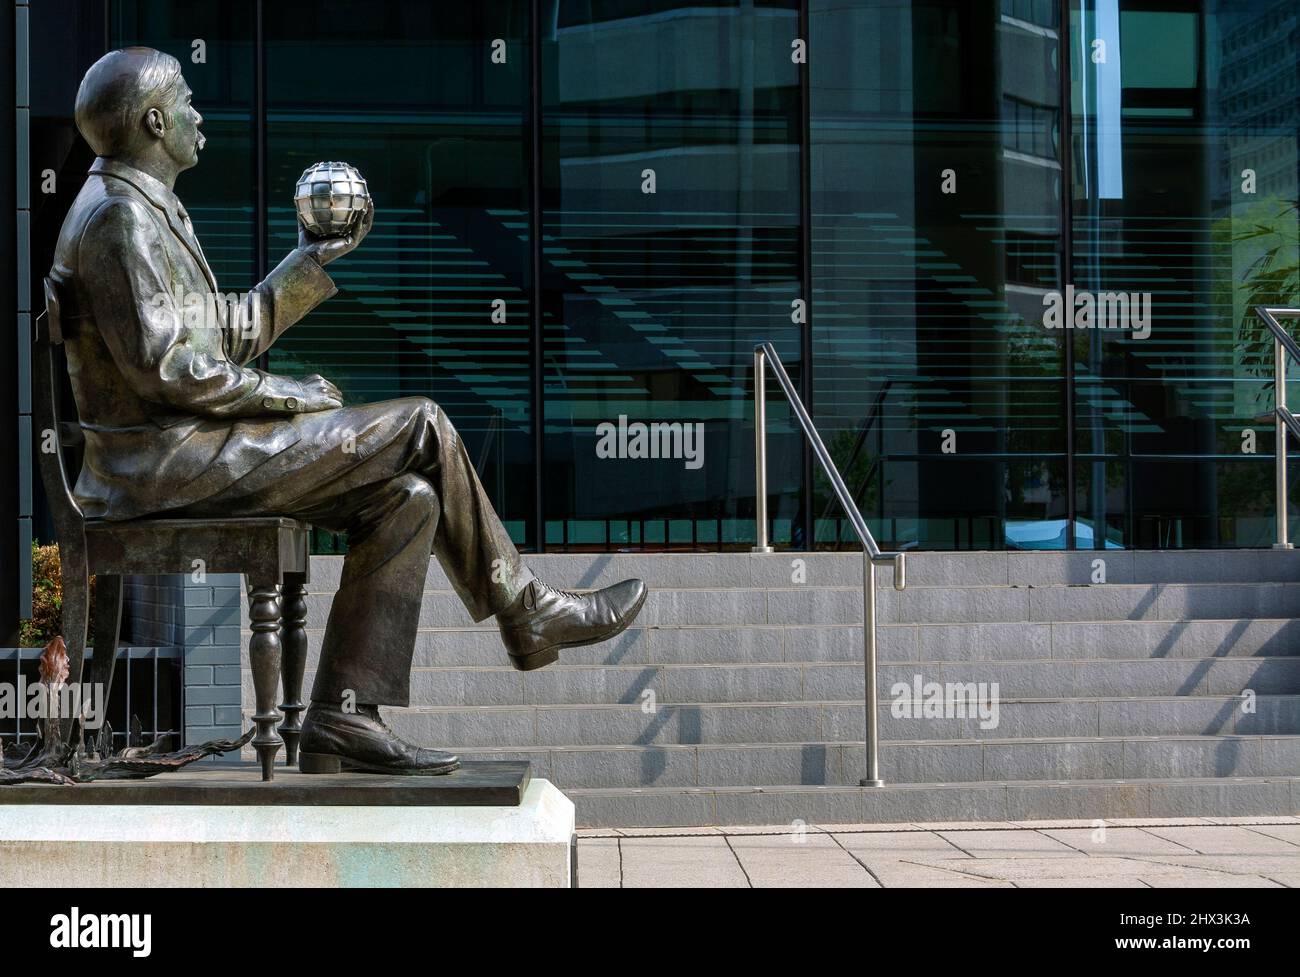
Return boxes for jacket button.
[286,397,299,411]
[262,397,275,408]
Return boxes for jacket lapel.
[91,159,219,293]
[163,208,219,293]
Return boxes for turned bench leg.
[247,580,283,781]
[279,573,308,767]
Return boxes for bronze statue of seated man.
[50,47,646,775]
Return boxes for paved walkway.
[577,817,1300,887]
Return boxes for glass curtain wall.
[540,0,803,549]
[264,1,535,549]
[87,1,1300,551]
[1071,0,1300,548]
[810,1,1070,551]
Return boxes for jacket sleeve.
[224,248,338,366]
[78,197,313,418]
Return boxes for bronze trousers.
[170,396,533,706]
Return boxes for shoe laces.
[525,580,586,610]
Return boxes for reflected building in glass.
[15,0,1300,555]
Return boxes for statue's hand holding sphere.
[294,161,374,266]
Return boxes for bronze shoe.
[497,577,647,670]
[298,702,459,775]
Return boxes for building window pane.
[541,1,803,550]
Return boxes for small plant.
[1231,199,1300,374]
[18,542,94,648]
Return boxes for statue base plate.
[0,760,531,806]
[0,763,576,887]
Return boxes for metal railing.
[1258,307,1300,550]
[751,342,906,787]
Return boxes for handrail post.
[753,340,892,786]
[752,346,772,553]
[860,552,883,786]
[1277,336,1292,549]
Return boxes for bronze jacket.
[48,158,338,520]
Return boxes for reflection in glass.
[264,1,534,546]
[541,0,803,550]
[1072,0,1299,548]
[811,0,1068,550]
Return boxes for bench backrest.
[34,277,86,539]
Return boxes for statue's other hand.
[299,198,375,267]
[297,374,343,411]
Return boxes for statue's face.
[161,80,204,170]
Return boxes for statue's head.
[75,47,203,171]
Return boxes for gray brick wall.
[124,572,242,745]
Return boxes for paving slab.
[710,823,810,837]
[728,833,879,887]
[1015,877,1150,888]
[1140,872,1282,888]
[1262,873,1300,886]
[575,816,1300,886]
[1039,827,1199,856]
[612,826,724,837]
[1104,817,1214,826]
[618,835,749,888]
[577,837,622,888]
[936,829,1084,858]
[904,854,1212,883]
[1202,815,1300,825]
[1236,823,1300,846]
[1133,853,1300,877]
[1139,824,1300,854]
[856,858,1016,887]
[829,830,970,858]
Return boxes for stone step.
[254,618,1300,667]
[341,696,1300,748]
[244,657,1300,707]
[563,776,1300,828]
[293,581,1300,628]
[303,549,1300,591]
[450,734,1300,788]
[239,549,1300,828]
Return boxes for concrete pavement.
[577,816,1300,887]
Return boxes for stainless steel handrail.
[751,341,906,787]
[1257,307,1300,549]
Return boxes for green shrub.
[19,542,95,648]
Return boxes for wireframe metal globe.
[293,161,370,237]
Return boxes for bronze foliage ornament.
[0,637,254,785]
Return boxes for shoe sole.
[507,585,648,672]
[299,751,460,776]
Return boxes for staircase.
[242,549,1300,826]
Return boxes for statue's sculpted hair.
[75,47,184,157]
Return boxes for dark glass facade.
[21,0,1300,553]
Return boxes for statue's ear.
[144,106,166,139]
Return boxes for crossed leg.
[172,396,532,706]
